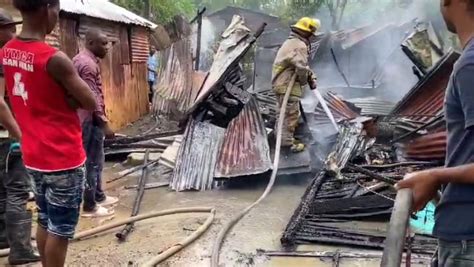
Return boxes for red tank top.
[1,39,86,172]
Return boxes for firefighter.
[272,17,319,153]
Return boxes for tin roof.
[60,0,157,28]
[391,50,459,121]
[215,97,272,178]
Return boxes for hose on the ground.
[142,209,216,266]
[73,207,213,240]
[211,74,297,267]
[0,207,215,264]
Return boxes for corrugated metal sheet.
[171,120,225,191]
[215,97,272,178]
[314,92,360,123]
[348,97,395,116]
[390,51,459,162]
[131,27,149,63]
[152,37,207,117]
[391,50,459,121]
[60,0,156,28]
[189,15,254,113]
[404,131,447,161]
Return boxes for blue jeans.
[28,167,85,239]
[438,240,474,267]
[82,120,106,212]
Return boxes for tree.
[111,0,195,24]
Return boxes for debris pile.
[280,19,455,258]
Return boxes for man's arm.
[396,165,474,212]
[47,51,97,111]
[290,46,312,86]
[0,78,20,140]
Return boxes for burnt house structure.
[0,0,157,130]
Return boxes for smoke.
[195,18,217,71]
[311,0,448,103]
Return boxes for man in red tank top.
[0,8,41,265]
[3,1,97,266]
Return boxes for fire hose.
[210,74,297,267]
[381,186,413,267]
[0,207,215,266]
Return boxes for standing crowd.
[0,0,126,266]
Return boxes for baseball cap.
[0,11,21,27]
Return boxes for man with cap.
[0,8,40,265]
[272,17,320,153]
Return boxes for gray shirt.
[435,39,474,241]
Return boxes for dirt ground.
[0,116,431,266]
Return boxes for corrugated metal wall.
[131,27,149,63]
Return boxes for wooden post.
[381,188,413,267]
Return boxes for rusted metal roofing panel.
[349,97,395,116]
[152,37,207,117]
[171,120,225,191]
[314,92,360,123]
[131,27,149,63]
[215,97,272,178]
[390,51,459,162]
[391,50,460,120]
[60,0,156,28]
[404,131,447,161]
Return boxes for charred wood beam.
[106,144,167,150]
[311,209,392,219]
[309,195,393,215]
[105,130,182,146]
[281,171,328,246]
[346,164,398,185]
[125,182,170,190]
[264,250,432,264]
[116,150,151,241]
[295,226,436,255]
[390,114,444,144]
[359,161,436,169]
[106,160,159,184]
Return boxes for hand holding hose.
[308,72,317,90]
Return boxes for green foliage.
[111,0,195,24]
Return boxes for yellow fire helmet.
[292,17,321,34]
